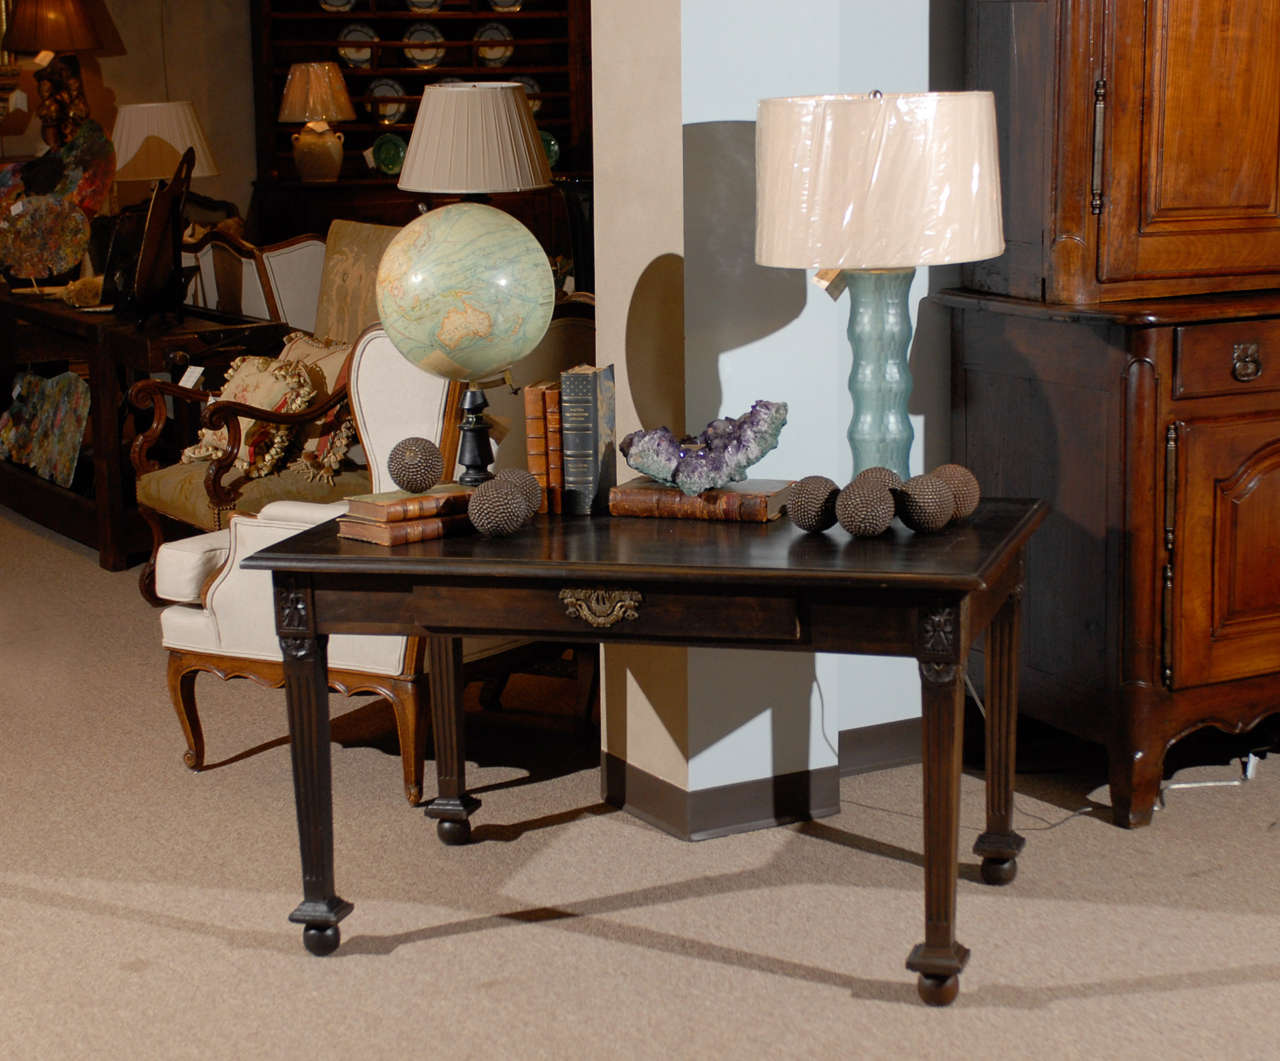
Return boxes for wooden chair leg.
[167,652,206,769]
[138,504,166,606]
[384,673,428,805]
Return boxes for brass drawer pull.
[559,587,642,628]
[1232,342,1262,382]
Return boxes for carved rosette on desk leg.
[276,579,353,956]
[907,602,970,1006]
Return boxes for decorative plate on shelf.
[372,133,408,175]
[488,0,525,10]
[406,0,441,10]
[319,0,356,11]
[403,22,446,68]
[337,23,377,67]
[512,75,541,113]
[367,78,408,125]
[474,22,514,67]
[539,130,560,168]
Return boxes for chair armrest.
[197,383,350,508]
[128,377,215,475]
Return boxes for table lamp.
[112,101,219,183]
[2,0,100,147]
[277,61,356,183]
[378,81,555,484]
[755,91,1004,480]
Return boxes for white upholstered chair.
[153,315,598,804]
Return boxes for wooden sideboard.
[940,288,1280,827]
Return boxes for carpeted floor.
[2,505,1278,1059]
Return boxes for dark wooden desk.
[0,289,288,568]
[246,499,1047,1005]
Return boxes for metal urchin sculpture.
[388,436,444,493]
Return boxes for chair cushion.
[137,460,372,531]
[155,529,230,603]
[278,331,356,481]
[181,355,315,476]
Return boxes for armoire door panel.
[1174,416,1280,688]
[1100,0,1280,282]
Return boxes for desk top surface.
[247,498,1047,595]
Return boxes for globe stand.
[456,386,495,486]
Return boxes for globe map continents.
[375,202,555,382]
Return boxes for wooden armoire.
[939,0,1280,826]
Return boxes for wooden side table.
[0,289,288,569]
[246,499,1047,1005]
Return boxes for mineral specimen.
[619,400,788,496]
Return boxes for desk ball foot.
[917,973,959,1007]
[980,856,1018,885]
[302,924,340,957]
[437,818,471,845]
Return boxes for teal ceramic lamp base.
[845,267,915,480]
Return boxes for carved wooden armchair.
[130,220,398,603]
[153,326,597,804]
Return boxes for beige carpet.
[2,505,1278,1059]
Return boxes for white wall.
[681,0,934,789]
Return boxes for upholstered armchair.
[153,311,600,805]
[130,220,400,603]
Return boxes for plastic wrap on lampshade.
[397,81,551,194]
[754,91,1004,270]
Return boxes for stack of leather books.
[336,484,474,546]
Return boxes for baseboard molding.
[601,753,840,842]
[839,717,922,777]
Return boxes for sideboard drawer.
[1174,320,1280,399]
[410,583,801,643]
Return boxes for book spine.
[357,492,468,522]
[338,513,471,545]
[543,384,563,514]
[560,365,614,515]
[523,382,550,512]
[607,488,769,522]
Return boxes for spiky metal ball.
[787,475,839,532]
[891,474,955,533]
[468,477,532,537]
[931,463,980,521]
[853,465,903,493]
[836,478,896,537]
[496,467,543,519]
[388,436,444,493]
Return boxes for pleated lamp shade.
[277,62,356,124]
[755,91,1004,270]
[112,102,220,182]
[2,0,99,53]
[398,81,551,194]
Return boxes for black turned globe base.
[457,386,495,486]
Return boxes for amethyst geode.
[619,400,788,496]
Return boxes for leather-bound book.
[559,363,615,515]
[336,512,473,546]
[523,379,555,511]
[608,477,794,522]
[343,485,472,523]
[543,382,563,514]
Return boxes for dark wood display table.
[0,289,288,569]
[245,499,1047,1005]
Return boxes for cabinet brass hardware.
[1090,79,1107,214]
[559,587,642,628]
[1232,342,1262,382]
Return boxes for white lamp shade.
[755,91,1004,270]
[398,81,551,194]
[112,101,219,181]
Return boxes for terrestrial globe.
[375,201,556,382]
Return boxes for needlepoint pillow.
[181,355,314,477]
[278,331,356,481]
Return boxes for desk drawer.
[411,583,801,643]
[1174,320,1280,399]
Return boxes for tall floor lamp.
[755,91,1004,480]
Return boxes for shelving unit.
[247,0,591,266]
